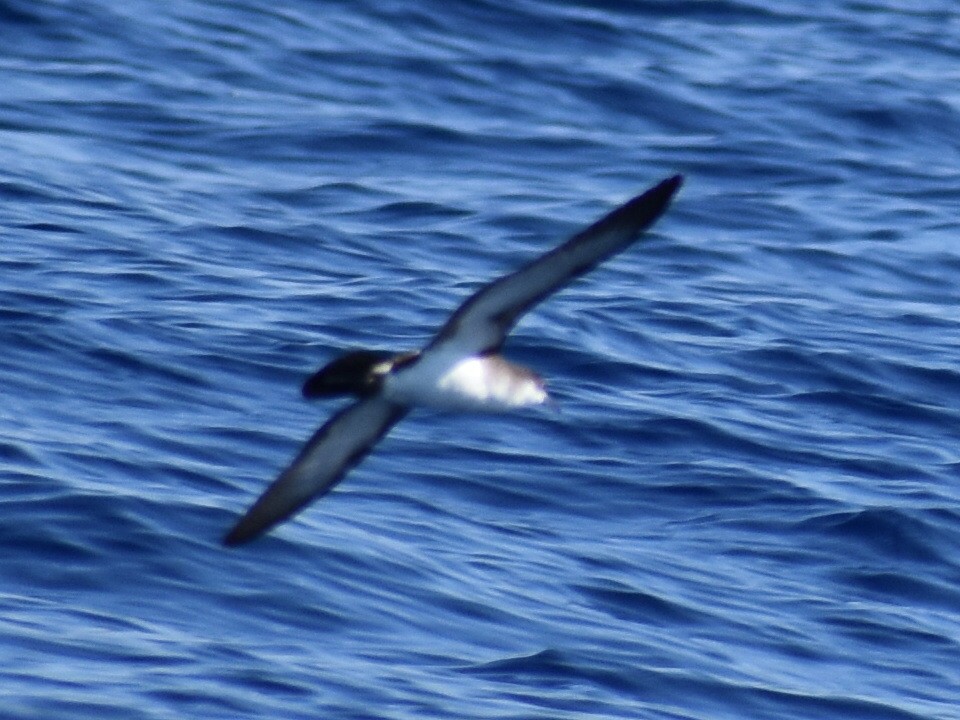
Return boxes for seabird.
[224,175,683,546]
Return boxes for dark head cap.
[301,350,397,399]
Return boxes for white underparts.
[383,352,548,411]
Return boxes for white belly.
[383,352,548,411]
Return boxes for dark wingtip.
[223,495,290,546]
[594,173,683,239]
[646,173,684,209]
[222,520,254,547]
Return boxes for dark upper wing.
[427,175,683,356]
[223,397,408,546]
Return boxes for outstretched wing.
[427,175,683,356]
[224,397,408,546]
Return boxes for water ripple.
[2,1,960,718]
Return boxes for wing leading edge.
[223,398,408,546]
[428,174,683,356]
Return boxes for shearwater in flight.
[224,174,683,546]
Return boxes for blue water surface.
[2,1,959,718]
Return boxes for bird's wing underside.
[224,397,408,546]
[427,174,683,356]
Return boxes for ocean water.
[2,0,959,718]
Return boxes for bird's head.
[301,350,401,399]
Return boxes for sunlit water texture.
[1,1,959,718]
